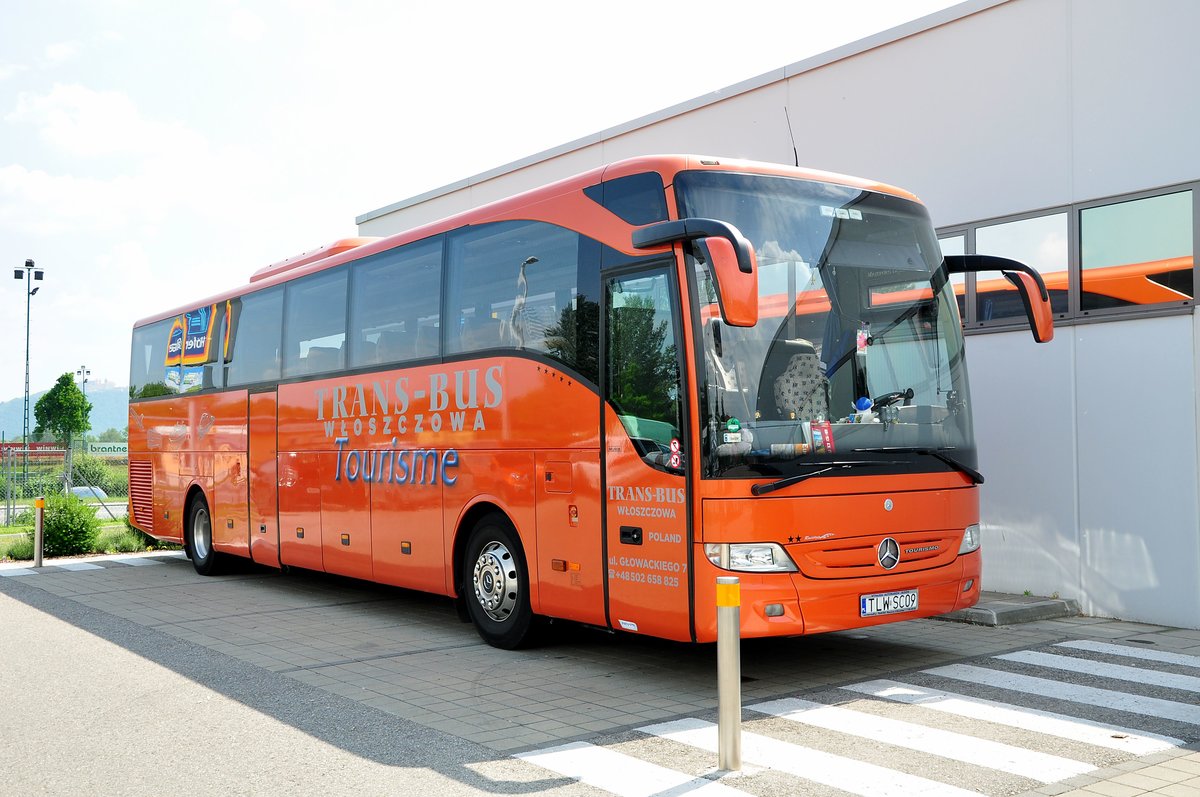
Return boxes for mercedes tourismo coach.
[128,155,1052,648]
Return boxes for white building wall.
[358,0,1200,627]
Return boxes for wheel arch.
[452,500,509,599]
[182,483,209,557]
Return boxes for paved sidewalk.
[2,553,1197,796]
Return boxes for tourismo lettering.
[334,437,459,486]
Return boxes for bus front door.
[602,266,693,642]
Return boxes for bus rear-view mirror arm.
[632,218,759,327]
[945,254,1054,343]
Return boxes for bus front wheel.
[462,514,537,649]
[188,495,225,576]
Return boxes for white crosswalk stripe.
[517,741,750,796]
[930,663,1200,724]
[1054,639,1200,669]
[515,639,1200,797]
[749,696,1093,782]
[643,718,980,797]
[842,678,1181,755]
[997,650,1200,693]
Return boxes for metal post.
[716,575,742,771]
[33,496,45,567]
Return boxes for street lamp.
[76,365,90,398]
[13,259,43,485]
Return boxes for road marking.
[112,557,167,567]
[997,650,1200,693]
[929,663,1200,725]
[843,678,1180,755]
[1056,640,1200,670]
[516,741,749,796]
[750,696,1092,783]
[641,718,980,797]
[56,562,104,571]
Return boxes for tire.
[462,513,538,649]
[187,495,225,576]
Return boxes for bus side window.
[348,238,442,368]
[226,287,283,386]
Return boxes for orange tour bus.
[128,155,1052,649]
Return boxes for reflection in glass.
[975,214,1068,321]
[676,171,974,481]
[1081,191,1193,311]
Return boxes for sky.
[0,0,962,406]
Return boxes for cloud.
[0,63,28,81]
[44,41,81,64]
[0,165,148,234]
[7,83,207,159]
[229,8,266,42]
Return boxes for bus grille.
[792,531,959,578]
[129,460,154,533]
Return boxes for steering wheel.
[871,388,914,411]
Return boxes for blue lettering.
[334,437,349,481]
[441,449,459,486]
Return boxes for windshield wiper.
[751,460,904,496]
[854,447,984,484]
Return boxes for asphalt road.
[2,555,1198,796]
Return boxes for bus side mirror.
[695,236,758,327]
[1003,270,1054,343]
[945,254,1054,344]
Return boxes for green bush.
[96,526,148,554]
[1,536,34,561]
[123,515,158,548]
[36,493,100,557]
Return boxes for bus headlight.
[704,543,798,572]
[958,524,981,554]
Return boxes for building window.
[940,183,1195,332]
[1080,190,1193,313]
[974,213,1069,323]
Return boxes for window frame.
[939,181,1197,334]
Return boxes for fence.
[2,444,128,527]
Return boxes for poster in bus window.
[163,304,217,392]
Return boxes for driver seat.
[773,340,829,421]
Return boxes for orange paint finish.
[372,466,444,595]
[701,486,978,546]
[248,392,280,567]
[320,453,372,581]
[442,450,539,601]
[126,391,250,545]
[603,408,691,642]
[278,451,323,572]
[212,451,248,555]
[534,450,605,626]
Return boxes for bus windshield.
[676,171,975,480]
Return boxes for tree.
[96,427,128,442]
[34,373,92,446]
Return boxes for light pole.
[13,259,43,486]
[76,365,90,398]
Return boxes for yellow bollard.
[33,496,45,568]
[716,576,741,771]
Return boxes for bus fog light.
[958,524,981,554]
[764,603,785,617]
[705,542,798,572]
[962,579,974,592]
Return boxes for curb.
[938,594,1082,626]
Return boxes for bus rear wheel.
[188,495,225,576]
[462,514,537,649]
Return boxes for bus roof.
[133,155,923,328]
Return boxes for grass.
[0,520,177,562]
